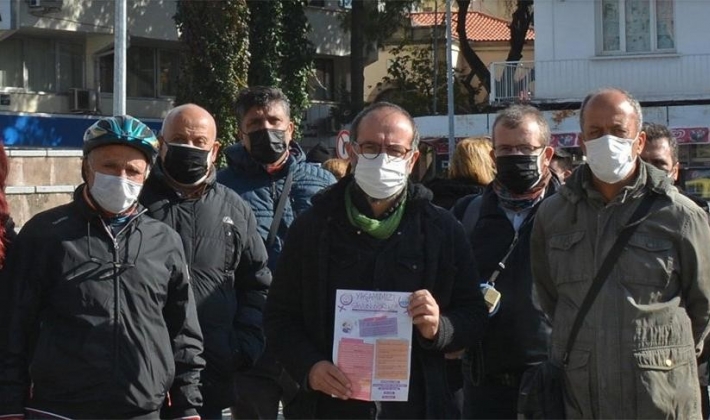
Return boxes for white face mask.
[584,134,637,184]
[354,153,410,199]
[90,171,143,214]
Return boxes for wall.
[16,0,178,40]
[536,0,710,61]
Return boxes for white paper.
[333,289,413,402]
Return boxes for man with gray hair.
[531,88,710,418]
[452,104,559,419]
[264,101,487,418]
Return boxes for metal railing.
[490,53,710,103]
[489,61,535,104]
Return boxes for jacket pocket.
[223,218,238,273]
[548,231,587,286]
[633,346,700,418]
[619,234,674,288]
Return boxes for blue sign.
[0,113,162,148]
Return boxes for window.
[310,59,334,101]
[99,46,180,98]
[0,36,84,91]
[0,39,23,88]
[601,0,674,54]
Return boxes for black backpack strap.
[267,170,295,247]
[461,195,483,237]
[562,192,659,364]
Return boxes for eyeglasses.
[494,145,544,155]
[352,142,413,162]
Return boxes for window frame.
[98,45,180,99]
[0,36,85,93]
[597,0,676,56]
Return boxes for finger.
[408,301,438,317]
[323,367,352,398]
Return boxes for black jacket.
[140,166,271,407]
[264,176,487,419]
[0,186,204,419]
[452,181,558,375]
[423,177,486,210]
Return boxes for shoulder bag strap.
[562,191,658,365]
[267,170,295,247]
[462,194,483,237]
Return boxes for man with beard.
[140,104,271,419]
[217,86,335,418]
[264,102,487,419]
[452,104,558,419]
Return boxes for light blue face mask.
[89,171,143,214]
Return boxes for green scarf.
[345,184,407,240]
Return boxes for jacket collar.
[146,159,216,199]
[73,184,146,227]
[559,160,674,205]
[312,174,433,216]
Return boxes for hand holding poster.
[333,289,413,402]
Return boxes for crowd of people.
[1,85,710,420]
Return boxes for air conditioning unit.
[69,88,95,113]
[27,0,63,12]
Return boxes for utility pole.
[446,0,455,161]
[432,0,438,114]
[113,0,127,115]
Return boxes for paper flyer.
[333,289,413,402]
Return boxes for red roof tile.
[410,11,534,42]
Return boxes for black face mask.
[162,143,211,185]
[248,128,288,164]
[495,154,542,194]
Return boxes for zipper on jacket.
[97,210,145,375]
[112,238,120,372]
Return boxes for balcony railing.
[489,53,710,104]
[488,61,535,104]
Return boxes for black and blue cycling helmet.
[83,115,159,162]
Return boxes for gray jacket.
[531,161,710,419]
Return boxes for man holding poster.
[264,102,488,419]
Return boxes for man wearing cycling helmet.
[0,115,205,419]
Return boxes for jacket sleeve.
[419,213,487,352]
[678,206,710,353]
[0,223,47,416]
[162,243,205,419]
[530,201,557,318]
[232,204,272,370]
[263,213,327,387]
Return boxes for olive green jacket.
[531,161,710,419]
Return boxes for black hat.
[306,142,331,164]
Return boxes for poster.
[333,289,413,402]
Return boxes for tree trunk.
[455,0,491,101]
[506,0,533,62]
[350,0,366,116]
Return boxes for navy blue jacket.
[216,142,336,269]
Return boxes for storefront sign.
[672,127,709,144]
